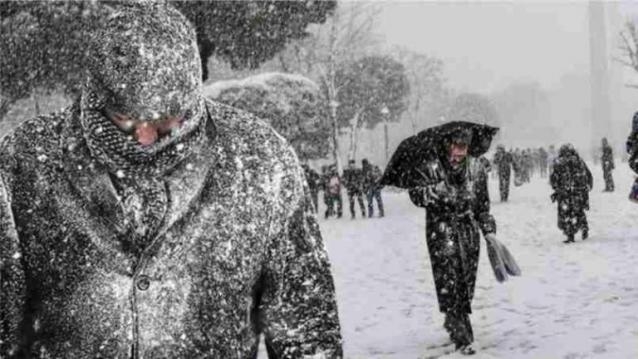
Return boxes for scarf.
[79,88,209,254]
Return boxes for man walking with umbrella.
[381,121,520,355]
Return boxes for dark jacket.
[492,150,512,174]
[303,166,321,193]
[0,101,342,358]
[550,150,593,207]
[408,157,495,314]
[341,168,364,193]
[362,165,383,192]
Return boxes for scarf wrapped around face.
[79,85,208,178]
[77,2,209,251]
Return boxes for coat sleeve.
[0,170,25,358]
[549,161,560,191]
[259,149,342,359]
[473,163,496,235]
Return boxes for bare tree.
[394,47,450,135]
[618,21,638,88]
[274,2,382,172]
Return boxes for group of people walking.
[490,138,616,244]
[303,159,385,220]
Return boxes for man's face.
[449,142,469,167]
[106,109,184,146]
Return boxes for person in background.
[493,145,513,202]
[302,163,321,212]
[550,144,593,243]
[324,164,343,219]
[600,137,615,192]
[362,158,385,218]
[342,159,367,219]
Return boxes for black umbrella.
[380,121,499,188]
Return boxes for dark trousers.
[347,190,366,218]
[557,198,588,237]
[603,169,614,191]
[366,189,384,217]
[498,170,511,202]
[310,189,319,213]
[324,193,342,218]
[444,312,474,347]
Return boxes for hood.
[86,2,203,122]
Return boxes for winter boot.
[563,233,575,243]
[582,229,588,240]
[457,344,476,356]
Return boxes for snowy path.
[319,164,638,359]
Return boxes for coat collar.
[58,103,219,257]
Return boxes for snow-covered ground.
[319,163,638,359]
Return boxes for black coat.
[342,168,364,193]
[550,152,593,234]
[493,150,512,175]
[408,157,495,314]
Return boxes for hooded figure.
[407,127,496,355]
[0,4,342,358]
[550,144,593,243]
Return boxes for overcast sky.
[374,1,628,94]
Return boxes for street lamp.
[329,100,341,173]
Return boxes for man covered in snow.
[550,144,593,243]
[0,3,342,358]
[407,127,496,355]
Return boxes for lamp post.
[381,105,390,163]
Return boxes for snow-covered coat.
[0,101,342,358]
[408,157,495,314]
[550,149,593,235]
